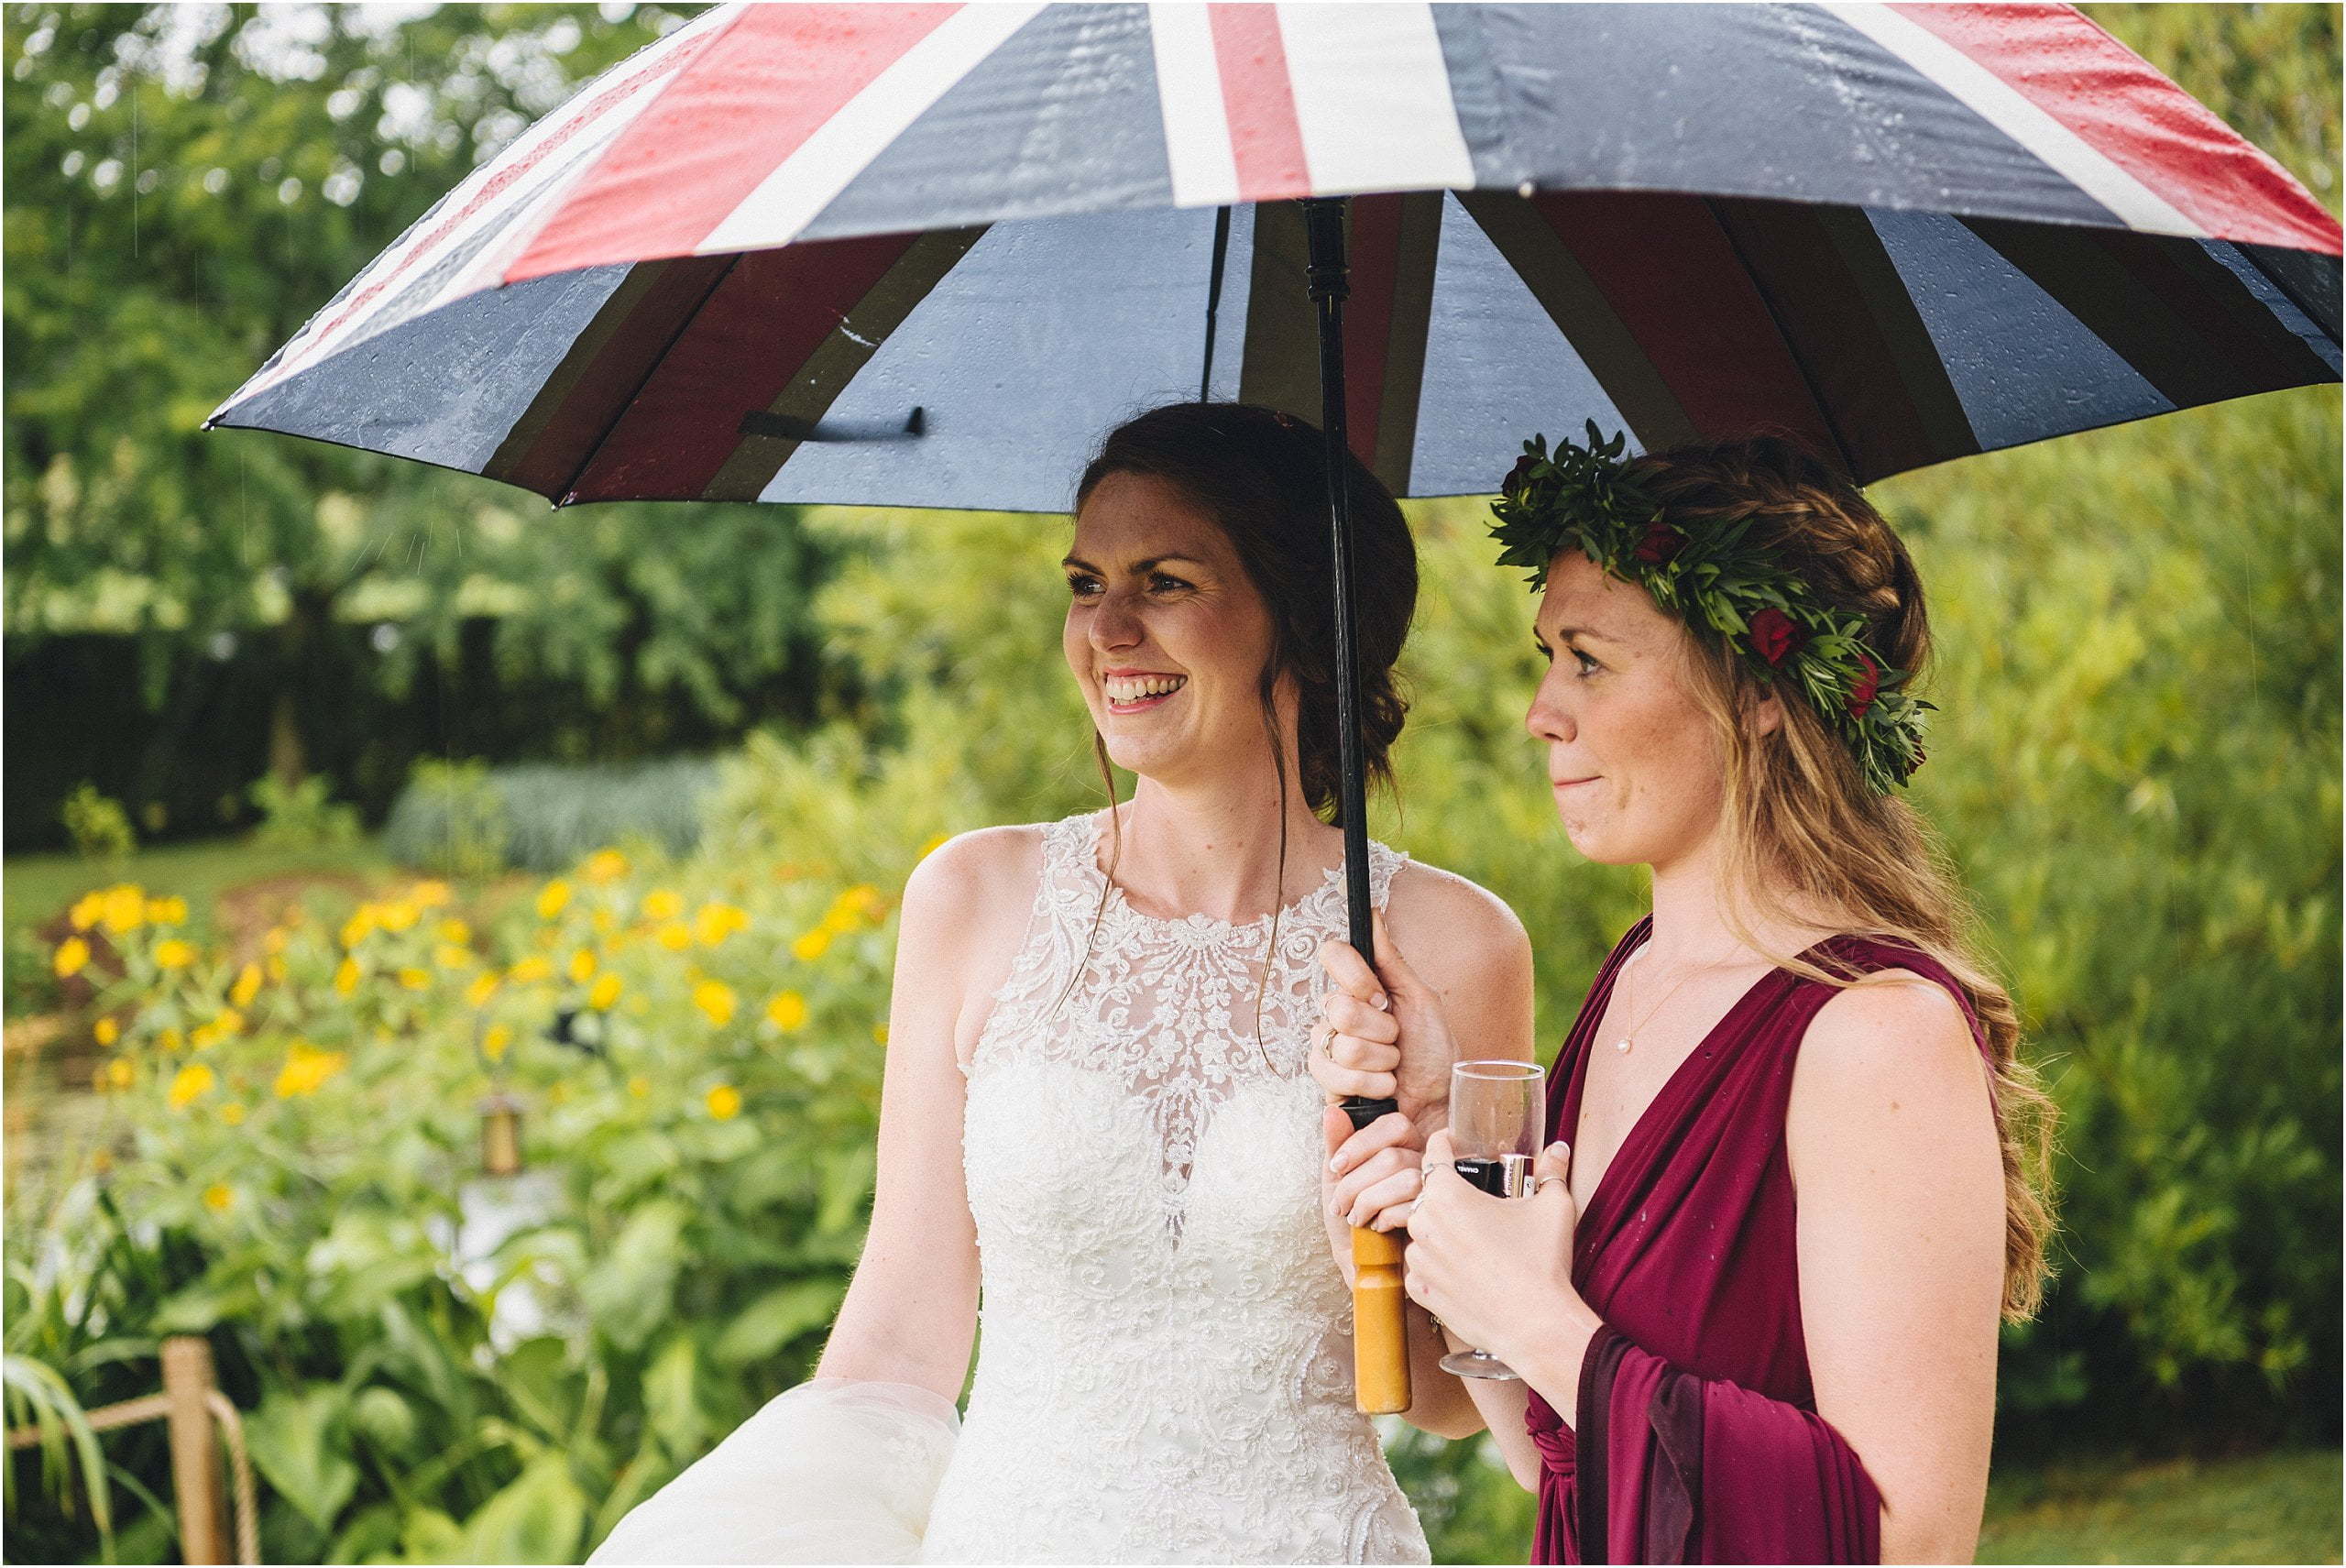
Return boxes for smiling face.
[1064,471,1286,787]
[1525,551,1767,872]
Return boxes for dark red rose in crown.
[1633,521,1683,565]
[1848,650,1880,718]
[1749,609,1803,667]
[1503,454,1540,497]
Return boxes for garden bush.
[382,756,723,876]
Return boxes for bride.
[589,402,1531,1564]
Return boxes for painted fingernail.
[1371,993,1390,1011]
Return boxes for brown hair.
[1620,432,2057,1321]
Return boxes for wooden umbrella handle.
[1351,1222,1412,1414]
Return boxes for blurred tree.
[4,2,822,802]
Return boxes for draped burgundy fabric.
[1521,917,1990,1563]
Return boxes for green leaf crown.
[1488,422,1930,795]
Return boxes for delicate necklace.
[1608,944,1737,1055]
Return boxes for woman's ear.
[1744,685,1785,740]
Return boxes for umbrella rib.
[1201,205,1233,403]
[1699,196,1863,480]
[553,251,747,507]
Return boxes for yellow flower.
[410,880,453,908]
[582,849,629,883]
[437,917,471,945]
[99,884,146,935]
[591,907,618,935]
[154,938,196,970]
[509,956,553,983]
[695,903,751,947]
[398,967,431,991]
[52,938,90,978]
[693,981,737,1027]
[206,1008,246,1041]
[821,885,885,934]
[790,927,832,962]
[537,880,573,919]
[873,1023,890,1046]
[333,958,361,995]
[146,895,188,926]
[641,889,684,922]
[202,1182,235,1212]
[705,1083,742,1121]
[264,926,291,954]
[588,972,624,1010]
[484,1023,514,1061]
[93,1017,119,1047]
[628,1074,651,1100]
[433,943,476,970]
[342,907,377,947]
[169,1062,216,1110]
[549,1081,573,1105]
[568,948,597,982]
[265,955,287,983]
[157,1026,183,1053]
[69,891,104,930]
[105,1058,136,1090]
[765,992,808,1032]
[465,972,500,1008]
[656,922,693,951]
[378,902,419,934]
[918,831,951,861]
[230,962,263,1008]
[274,1042,346,1099]
[219,1102,247,1127]
[189,1021,220,1051]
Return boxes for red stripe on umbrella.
[1894,3,2344,255]
[565,232,934,502]
[1210,5,1311,202]
[1341,193,1403,470]
[512,5,964,282]
[1545,192,1841,458]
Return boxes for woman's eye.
[1067,575,1102,598]
[1148,573,1191,593]
[1572,648,1602,676]
[1534,641,1553,664]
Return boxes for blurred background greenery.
[5,4,2338,1563]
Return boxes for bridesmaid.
[1313,429,2055,1563]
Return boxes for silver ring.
[1533,1174,1568,1195]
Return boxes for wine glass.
[1435,1058,1548,1380]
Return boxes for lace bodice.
[918,811,1430,1564]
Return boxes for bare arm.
[816,830,1032,1401]
[1789,976,2005,1564]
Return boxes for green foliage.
[7,847,901,1563]
[384,756,722,876]
[246,773,361,850]
[59,781,135,861]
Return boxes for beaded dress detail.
[917,811,1430,1564]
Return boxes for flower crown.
[1488,423,1929,794]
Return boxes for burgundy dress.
[1522,917,1989,1565]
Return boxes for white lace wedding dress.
[917,811,1428,1563]
[591,810,1429,1566]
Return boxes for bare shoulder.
[1792,970,1990,1133]
[1384,861,1532,992]
[901,824,1044,916]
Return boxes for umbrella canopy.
[208,2,2341,510]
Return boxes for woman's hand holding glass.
[1402,1125,1602,1386]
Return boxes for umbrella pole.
[1302,195,1411,1417]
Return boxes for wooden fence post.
[161,1335,227,1566]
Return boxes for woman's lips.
[1552,776,1600,791]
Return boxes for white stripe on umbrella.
[234,5,733,402]
[697,4,1044,256]
[1277,4,1473,198]
[1823,3,2205,239]
[1149,2,1243,209]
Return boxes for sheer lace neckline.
[1073,809,1356,935]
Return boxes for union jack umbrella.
[206,3,2340,510]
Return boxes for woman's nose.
[1090,589,1143,651]
[1525,674,1574,744]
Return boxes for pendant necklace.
[1610,944,1727,1054]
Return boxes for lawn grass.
[5,836,393,938]
[1978,1448,2341,1565]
